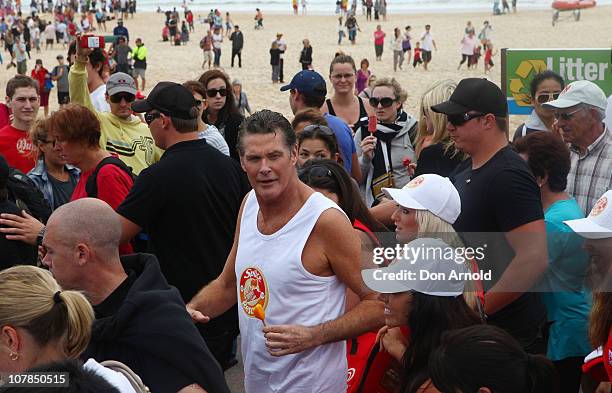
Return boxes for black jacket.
[83,254,230,393]
[229,31,244,51]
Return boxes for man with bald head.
[42,198,230,393]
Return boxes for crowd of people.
[0,2,611,393]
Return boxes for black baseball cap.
[131,82,198,120]
[280,70,327,97]
[431,78,507,118]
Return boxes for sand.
[4,6,611,133]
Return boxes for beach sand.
[4,7,611,134]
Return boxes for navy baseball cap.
[280,70,327,97]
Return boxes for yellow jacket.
[68,61,161,175]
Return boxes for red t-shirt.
[374,31,386,45]
[31,67,50,92]
[605,326,612,381]
[0,125,35,173]
[71,162,134,254]
[0,103,10,129]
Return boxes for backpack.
[85,156,135,198]
[7,168,52,224]
[199,36,206,49]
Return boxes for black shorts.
[422,50,432,62]
[57,91,70,104]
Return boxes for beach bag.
[7,168,52,224]
[100,360,151,393]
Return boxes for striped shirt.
[567,126,612,215]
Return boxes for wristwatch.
[36,227,46,247]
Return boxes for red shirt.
[31,67,50,92]
[71,162,134,254]
[0,103,10,129]
[374,30,386,45]
[605,326,612,381]
[0,125,35,173]
[414,47,422,60]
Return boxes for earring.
[9,352,19,361]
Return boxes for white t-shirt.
[198,124,230,156]
[44,24,55,40]
[460,35,477,55]
[57,22,67,39]
[421,31,434,51]
[212,33,223,49]
[91,84,111,112]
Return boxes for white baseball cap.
[382,174,461,224]
[564,190,612,239]
[362,238,467,296]
[542,80,608,111]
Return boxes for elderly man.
[432,78,548,353]
[70,35,161,175]
[543,80,612,215]
[41,198,230,393]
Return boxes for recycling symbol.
[510,59,548,106]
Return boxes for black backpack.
[7,168,52,224]
[85,156,135,198]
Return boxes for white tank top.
[235,190,348,393]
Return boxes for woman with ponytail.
[429,324,559,393]
[0,265,137,393]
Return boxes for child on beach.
[181,21,189,44]
[270,41,281,83]
[337,17,345,45]
[413,42,423,68]
[484,41,496,73]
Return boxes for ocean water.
[139,0,612,14]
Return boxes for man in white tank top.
[187,110,384,393]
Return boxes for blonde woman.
[412,79,464,178]
[0,265,137,392]
[382,174,482,310]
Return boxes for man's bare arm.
[186,196,247,322]
[484,219,548,315]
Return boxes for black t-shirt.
[450,145,546,346]
[0,200,37,269]
[414,143,463,178]
[117,139,250,335]
[48,173,77,210]
[205,111,244,161]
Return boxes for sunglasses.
[369,97,395,108]
[144,112,162,125]
[447,112,486,126]
[109,93,136,103]
[298,165,334,182]
[205,88,228,98]
[535,92,560,104]
[553,107,584,121]
[301,124,335,136]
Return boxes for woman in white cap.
[361,237,482,393]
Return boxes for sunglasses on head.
[535,92,560,104]
[109,93,136,103]
[144,112,162,125]
[298,165,334,182]
[369,97,395,108]
[447,112,486,126]
[205,88,228,98]
[301,124,335,136]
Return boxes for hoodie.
[83,254,230,393]
[69,61,162,175]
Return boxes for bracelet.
[36,227,46,247]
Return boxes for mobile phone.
[368,115,377,134]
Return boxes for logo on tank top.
[590,196,608,217]
[239,267,269,318]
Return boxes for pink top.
[356,69,370,93]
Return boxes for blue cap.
[280,70,327,97]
